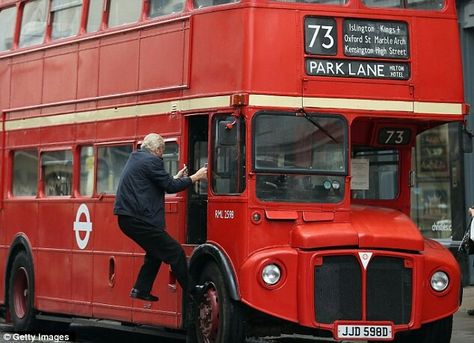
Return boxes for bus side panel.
[92,201,133,322]
[139,20,190,90]
[188,10,246,95]
[98,32,139,97]
[412,17,464,103]
[43,46,78,104]
[36,202,74,314]
[10,52,44,109]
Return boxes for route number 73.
[304,17,337,55]
[378,128,412,145]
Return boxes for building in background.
[411,0,474,284]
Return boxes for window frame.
[11,148,39,198]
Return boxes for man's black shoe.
[191,282,211,300]
[130,288,159,302]
[468,309,474,316]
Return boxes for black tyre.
[392,315,453,343]
[8,251,37,331]
[187,262,245,343]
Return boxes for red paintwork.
[0,0,465,339]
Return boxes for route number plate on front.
[336,324,393,340]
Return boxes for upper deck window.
[86,0,103,32]
[108,0,142,28]
[149,0,185,17]
[272,0,347,5]
[19,0,48,48]
[0,6,16,52]
[362,0,444,10]
[51,0,83,40]
[193,0,238,9]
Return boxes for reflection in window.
[19,0,48,48]
[193,0,238,9]
[13,150,38,197]
[42,150,73,196]
[86,0,103,32]
[362,0,444,10]
[149,0,185,17]
[97,145,132,194]
[253,112,346,203]
[51,0,83,40]
[0,6,16,51]
[163,142,179,176]
[351,148,399,200]
[80,146,95,196]
[108,0,142,27]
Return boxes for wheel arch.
[189,243,240,301]
[4,234,35,308]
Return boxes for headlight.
[430,271,449,292]
[262,264,281,286]
[332,180,341,190]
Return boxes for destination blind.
[344,20,409,59]
[304,17,410,80]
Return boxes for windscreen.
[253,112,347,203]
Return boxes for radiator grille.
[314,254,412,325]
[314,256,362,324]
[367,256,412,324]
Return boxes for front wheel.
[8,251,37,331]
[392,315,453,343]
[187,262,245,343]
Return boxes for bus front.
[189,0,465,342]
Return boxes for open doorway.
[186,115,208,244]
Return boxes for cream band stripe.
[3,94,464,131]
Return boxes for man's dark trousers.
[118,215,189,295]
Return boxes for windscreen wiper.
[298,109,338,143]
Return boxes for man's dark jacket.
[114,149,192,229]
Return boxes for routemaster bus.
[0,0,468,342]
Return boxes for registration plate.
[336,324,393,340]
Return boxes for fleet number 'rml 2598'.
[215,210,235,219]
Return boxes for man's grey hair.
[141,133,165,152]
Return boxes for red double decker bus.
[0,0,468,342]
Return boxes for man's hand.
[174,165,188,179]
[190,166,208,183]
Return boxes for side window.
[212,115,246,194]
[86,0,103,33]
[0,6,17,52]
[80,146,95,196]
[51,0,83,40]
[42,150,73,196]
[108,0,142,28]
[163,142,179,176]
[19,0,48,48]
[149,0,185,17]
[351,148,399,200]
[97,144,132,194]
[12,149,38,197]
[194,0,238,9]
[362,0,444,9]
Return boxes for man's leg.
[118,216,163,296]
[134,253,162,294]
